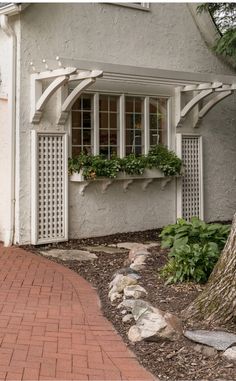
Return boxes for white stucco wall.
[0,31,11,242]
[15,3,236,243]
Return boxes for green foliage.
[160,217,231,284]
[68,145,182,179]
[197,3,236,59]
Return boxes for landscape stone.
[109,274,138,293]
[108,289,123,303]
[132,255,147,265]
[81,245,127,254]
[123,285,147,299]
[40,249,97,261]
[128,325,142,342]
[114,267,141,279]
[128,247,149,263]
[130,262,146,271]
[117,242,145,250]
[194,344,218,357]
[222,346,236,362]
[123,314,133,323]
[184,330,236,351]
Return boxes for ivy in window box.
[68,145,182,180]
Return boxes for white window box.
[70,168,176,195]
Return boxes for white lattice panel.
[31,131,68,244]
[181,135,203,220]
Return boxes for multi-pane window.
[149,97,168,148]
[99,95,119,159]
[71,95,93,156]
[125,97,144,155]
[71,93,168,158]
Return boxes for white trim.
[93,93,99,155]
[119,94,125,158]
[175,133,182,220]
[59,57,236,86]
[31,130,38,245]
[199,136,204,221]
[112,3,150,11]
[144,97,150,155]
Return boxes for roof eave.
[0,3,29,16]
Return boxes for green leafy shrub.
[160,217,231,284]
[68,145,182,179]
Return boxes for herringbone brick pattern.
[0,245,156,381]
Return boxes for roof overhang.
[0,3,29,16]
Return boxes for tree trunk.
[185,213,236,325]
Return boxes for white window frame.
[70,90,171,158]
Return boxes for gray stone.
[123,314,133,323]
[128,325,142,342]
[123,285,147,299]
[40,249,97,261]
[114,267,141,279]
[109,274,138,294]
[108,289,122,303]
[130,263,146,271]
[117,299,138,311]
[193,344,218,357]
[81,245,127,254]
[117,242,144,250]
[184,330,236,351]
[222,346,236,362]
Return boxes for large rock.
[222,346,236,362]
[109,274,138,293]
[123,285,147,299]
[130,255,147,271]
[124,300,182,342]
[128,247,149,263]
[184,330,236,351]
[113,267,141,279]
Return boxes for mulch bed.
[24,230,236,381]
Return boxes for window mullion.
[93,93,99,155]
[144,96,150,154]
[119,94,125,158]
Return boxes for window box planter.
[70,168,177,195]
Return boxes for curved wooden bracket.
[194,90,233,127]
[31,76,69,123]
[176,88,213,127]
[57,78,95,125]
[181,89,213,119]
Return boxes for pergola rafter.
[30,66,103,125]
[177,82,235,128]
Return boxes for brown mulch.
[23,230,236,381]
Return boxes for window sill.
[70,169,176,196]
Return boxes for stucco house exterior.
[0,2,235,246]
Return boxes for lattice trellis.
[31,131,68,244]
[182,135,203,220]
[176,134,203,221]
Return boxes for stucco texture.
[15,3,236,243]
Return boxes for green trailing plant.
[68,145,182,180]
[197,3,236,59]
[160,217,231,284]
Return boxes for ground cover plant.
[68,144,182,179]
[160,217,231,284]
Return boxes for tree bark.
[185,213,236,325]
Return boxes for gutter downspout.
[0,14,17,246]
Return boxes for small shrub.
[160,217,230,284]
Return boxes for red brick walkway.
[0,245,156,381]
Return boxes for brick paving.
[0,245,156,381]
